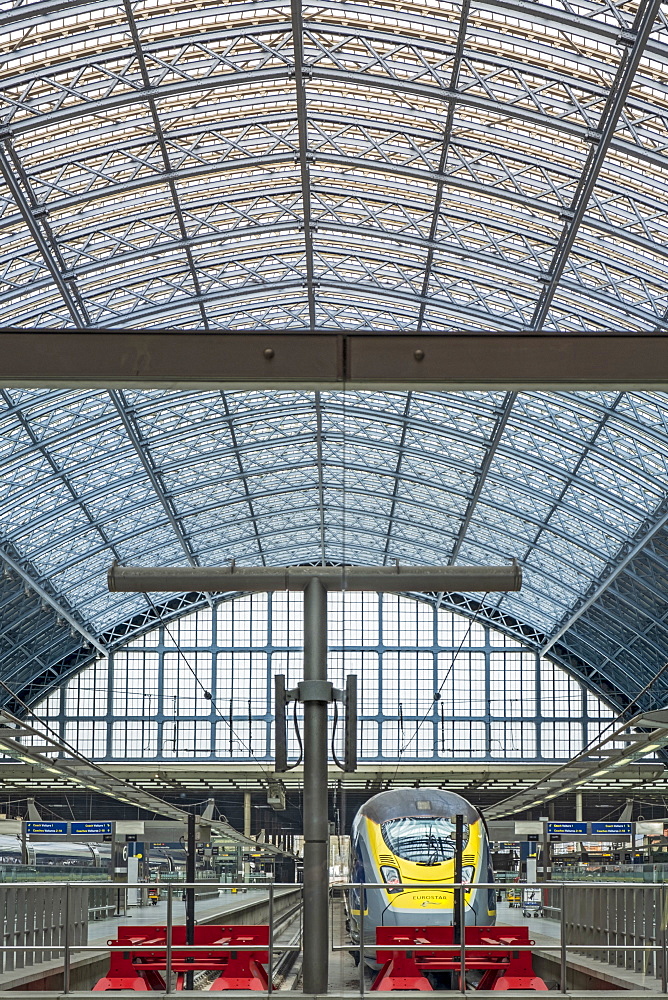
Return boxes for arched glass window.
[36,593,615,762]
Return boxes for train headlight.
[380,865,402,892]
[461,865,474,884]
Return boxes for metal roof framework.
[1,0,668,331]
[0,0,667,723]
[0,761,662,800]
[0,389,668,723]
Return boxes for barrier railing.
[0,880,302,994]
[0,878,666,993]
[335,880,668,995]
[542,880,666,978]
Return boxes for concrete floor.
[497,899,662,992]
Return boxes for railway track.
[188,899,303,991]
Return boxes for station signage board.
[590,822,632,836]
[26,821,68,836]
[546,822,587,836]
[71,821,113,835]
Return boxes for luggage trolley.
[522,886,543,918]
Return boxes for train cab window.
[381,817,470,864]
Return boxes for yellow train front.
[348,788,495,960]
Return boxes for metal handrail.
[0,880,301,995]
[339,879,668,995]
[0,879,665,995]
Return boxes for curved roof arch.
[1,0,668,722]
[0,0,667,328]
[0,389,667,723]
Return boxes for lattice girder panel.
[563,610,665,693]
[600,577,668,652]
[574,586,668,656]
[0,0,667,325]
[459,530,582,607]
[545,247,668,329]
[191,298,312,330]
[312,248,427,299]
[310,181,435,239]
[312,298,417,330]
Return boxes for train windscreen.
[381,817,470,864]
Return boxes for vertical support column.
[302,578,329,995]
[185,812,196,991]
[244,791,252,837]
[575,793,584,858]
[541,825,551,881]
[244,792,252,881]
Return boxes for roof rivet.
[263,347,275,359]
[414,348,425,361]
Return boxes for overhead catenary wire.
[144,592,276,785]
[0,593,276,803]
[390,595,489,783]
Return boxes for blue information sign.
[70,821,113,835]
[546,822,587,836]
[590,822,632,836]
[26,822,68,835]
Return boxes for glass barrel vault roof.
[1,388,668,719]
[0,0,668,329]
[0,0,667,716]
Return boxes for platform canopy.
[1,0,668,720]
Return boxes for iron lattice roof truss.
[0,1,667,716]
[0,389,668,719]
[0,0,667,329]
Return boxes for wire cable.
[0,594,275,805]
[394,595,489,770]
[331,697,344,770]
[283,697,303,771]
[143,593,275,784]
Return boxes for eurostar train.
[348,788,495,959]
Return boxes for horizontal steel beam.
[108,562,522,593]
[3,330,668,389]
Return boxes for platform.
[0,888,299,993]
[498,900,663,993]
